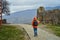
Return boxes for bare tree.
[2,0,10,15]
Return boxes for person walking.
[32,17,40,37]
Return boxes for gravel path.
[7,24,60,40]
[19,24,60,40]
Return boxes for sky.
[6,0,60,13]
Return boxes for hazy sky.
[7,0,60,13]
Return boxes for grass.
[0,25,25,40]
[46,24,60,37]
[38,23,60,37]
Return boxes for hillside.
[46,6,60,10]
[3,9,37,24]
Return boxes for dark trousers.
[33,28,37,36]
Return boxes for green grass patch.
[46,24,60,37]
[0,25,25,40]
[38,23,43,26]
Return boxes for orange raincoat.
[32,17,40,28]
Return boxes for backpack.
[33,20,38,26]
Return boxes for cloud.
[7,0,60,13]
[7,0,60,6]
[10,5,35,13]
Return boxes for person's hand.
[37,20,40,24]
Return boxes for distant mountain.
[46,6,60,10]
[3,6,60,24]
[3,9,37,24]
[54,6,60,9]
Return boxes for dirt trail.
[8,24,60,40]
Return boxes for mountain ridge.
[2,6,60,24]
[46,6,60,10]
[3,9,37,24]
